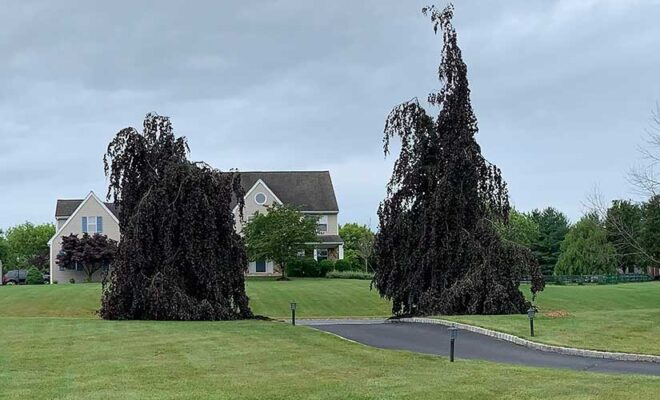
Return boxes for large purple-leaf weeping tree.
[373,5,544,316]
[100,113,252,320]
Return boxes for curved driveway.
[303,320,660,376]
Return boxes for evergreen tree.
[604,200,643,273]
[100,113,252,320]
[373,5,543,316]
[555,214,617,275]
[530,207,570,275]
[641,195,660,271]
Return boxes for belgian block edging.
[394,317,660,363]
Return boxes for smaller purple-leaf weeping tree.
[57,233,118,283]
[99,113,252,321]
[372,4,544,316]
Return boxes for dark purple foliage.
[57,233,118,282]
[373,5,544,316]
[99,113,252,321]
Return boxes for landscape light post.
[448,326,458,362]
[290,302,297,326]
[527,307,536,337]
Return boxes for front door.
[255,260,266,273]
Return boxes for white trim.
[232,179,284,215]
[301,211,339,214]
[47,192,119,246]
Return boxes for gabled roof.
[232,171,339,212]
[49,192,120,246]
[56,199,118,219]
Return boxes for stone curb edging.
[393,317,660,363]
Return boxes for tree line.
[500,200,660,276]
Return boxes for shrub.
[26,267,43,285]
[286,259,305,277]
[334,259,352,272]
[326,270,373,280]
[52,280,58,284]
[302,258,320,277]
[318,259,334,277]
[69,278,76,284]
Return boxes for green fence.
[521,274,652,285]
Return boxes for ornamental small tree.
[339,223,375,272]
[373,5,543,316]
[243,203,318,280]
[57,233,118,282]
[100,113,252,320]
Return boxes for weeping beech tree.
[99,113,252,320]
[373,5,544,316]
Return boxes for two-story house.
[47,192,120,284]
[232,171,344,275]
[48,170,343,281]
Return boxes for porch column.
[313,248,318,261]
[338,244,344,260]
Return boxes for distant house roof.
[233,171,339,212]
[55,199,118,219]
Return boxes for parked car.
[1,269,50,285]
[2,269,28,285]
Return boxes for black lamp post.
[448,326,458,362]
[527,307,536,337]
[290,302,297,326]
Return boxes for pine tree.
[530,207,570,275]
[373,5,543,316]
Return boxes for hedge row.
[286,258,367,277]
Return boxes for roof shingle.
[55,199,118,218]
[233,171,339,212]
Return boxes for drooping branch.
[100,113,252,321]
[373,5,543,317]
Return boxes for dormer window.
[255,192,267,205]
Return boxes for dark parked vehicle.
[2,269,50,285]
[2,269,28,285]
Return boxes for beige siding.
[49,195,120,284]
[233,180,280,233]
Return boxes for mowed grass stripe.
[1,318,659,399]
[0,278,392,319]
[441,282,660,355]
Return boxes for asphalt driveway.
[305,320,660,376]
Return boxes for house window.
[255,192,267,205]
[316,249,329,261]
[316,215,329,234]
[82,216,103,234]
[255,260,266,273]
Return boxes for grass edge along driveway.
[1,318,659,400]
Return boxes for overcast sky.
[1,0,659,229]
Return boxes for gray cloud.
[1,0,659,229]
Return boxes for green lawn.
[1,317,659,399]
[1,281,660,398]
[440,282,660,355]
[0,278,391,319]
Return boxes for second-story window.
[82,216,103,234]
[316,215,328,234]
